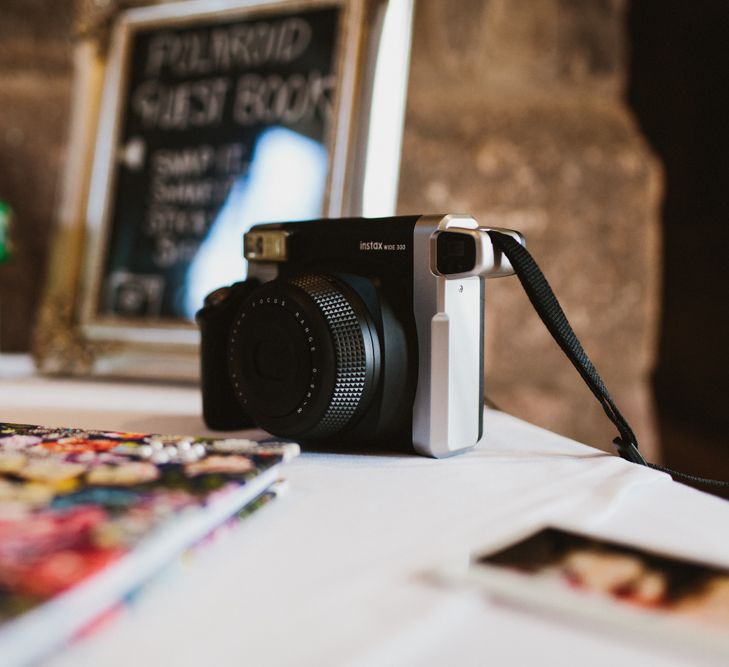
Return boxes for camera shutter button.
[203,285,231,308]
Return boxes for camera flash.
[244,230,290,262]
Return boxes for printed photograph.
[478,528,729,630]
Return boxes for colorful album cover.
[453,527,729,659]
[0,422,298,666]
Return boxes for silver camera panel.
[412,216,523,457]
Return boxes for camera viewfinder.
[435,231,477,275]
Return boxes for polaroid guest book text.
[132,18,334,130]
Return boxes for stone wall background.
[398,0,662,456]
[0,0,75,352]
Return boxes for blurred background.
[0,0,726,492]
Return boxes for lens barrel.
[227,274,380,439]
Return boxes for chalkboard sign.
[85,0,358,325]
[35,0,411,380]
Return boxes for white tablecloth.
[0,356,727,666]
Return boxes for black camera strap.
[486,231,729,488]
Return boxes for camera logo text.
[359,241,406,251]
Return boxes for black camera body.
[197,215,523,457]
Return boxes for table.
[1,356,727,666]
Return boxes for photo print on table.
[454,527,729,660]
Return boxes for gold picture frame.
[34,0,412,381]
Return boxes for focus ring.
[290,275,367,436]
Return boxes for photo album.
[0,422,298,666]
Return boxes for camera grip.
[197,282,259,430]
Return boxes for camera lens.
[227,274,380,439]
